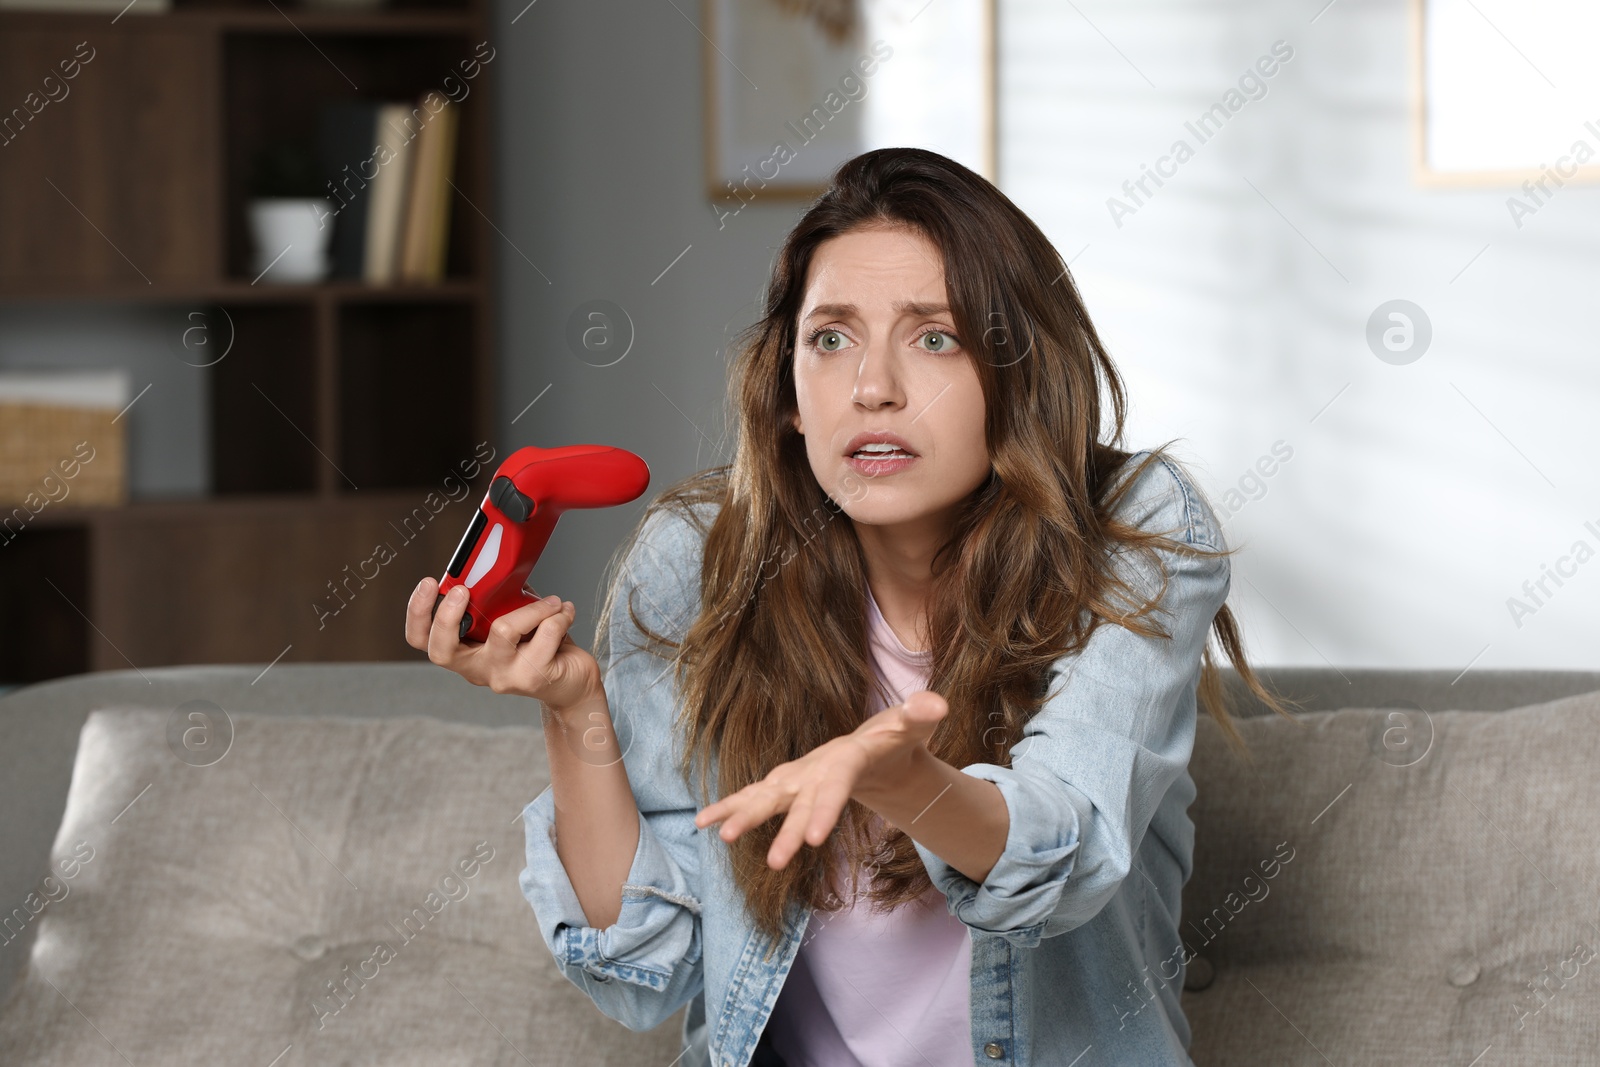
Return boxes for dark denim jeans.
[751,1026,790,1067]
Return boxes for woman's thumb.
[903,690,948,721]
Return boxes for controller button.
[464,522,503,589]
[490,476,535,523]
[459,612,473,642]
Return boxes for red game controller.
[434,444,650,643]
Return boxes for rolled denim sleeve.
[517,504,712,1032]
[910,453,1230,948]
[520,789,704,1029]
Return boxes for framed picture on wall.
[1412,0,1600,187]
[702,0,997,208]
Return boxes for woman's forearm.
[541,690,639,931]
[854,746,1009,884]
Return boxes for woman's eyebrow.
[801,300,952,322]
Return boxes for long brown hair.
[594,147,1300,942]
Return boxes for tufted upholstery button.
[290,934,326,961]
[984,1041,1004,1059]
[1183,955,1215,992]
[1448,958,1481,987]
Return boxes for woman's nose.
[850,345,905,409]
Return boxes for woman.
[406,147,1295,1067]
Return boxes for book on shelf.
[363,102,415,286]
[399,95,459,284]
[317,101,381,281]
[315,92,460,287]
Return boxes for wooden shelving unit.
[0,0,497,685]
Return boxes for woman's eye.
[814,330,845,352]
[918,330,958,352]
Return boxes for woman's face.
[789,224,991,539]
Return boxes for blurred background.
[1,0,1594,695]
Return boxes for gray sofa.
[0,662,1597,1065]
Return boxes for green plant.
[250,140,322,198]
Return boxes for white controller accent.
[464,522,503,589]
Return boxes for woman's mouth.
[846,447,918,475]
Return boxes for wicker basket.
[0,401,127,508]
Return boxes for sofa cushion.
[1181,687,1600,1065]
[0,707,682,1066]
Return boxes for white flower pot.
[247,198,335,284]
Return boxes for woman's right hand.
[404,577,602,709]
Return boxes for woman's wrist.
[540,680,609,727]
[852,741,933,810]
[541,683,624,772]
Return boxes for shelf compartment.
[0,523,90,684]
[222,30,487,283]
[337,301,474,492]
[210,303,323,494]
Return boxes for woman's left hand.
[694,690,949,870]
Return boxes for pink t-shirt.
[763,585,973,1067]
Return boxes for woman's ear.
[791,412,804,435]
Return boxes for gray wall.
[999,0,1599,671]
[489,0,804,643]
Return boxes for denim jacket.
[520,450,1230,1067]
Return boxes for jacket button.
[984,1042,1004,1058]
[1448,958,1480,986]
[290,934,326,961]
[1184,955,1216,992]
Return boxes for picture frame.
[702,0,997,206]
[1411,0,1600,188]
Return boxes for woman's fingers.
[856,689,949,755]
[696,695,947,859]
[699,781,780,841]
[712,794,766,842]
[694,794,736,835]
[694,695,950,867]
[480,596,568,672]
[768,790,818,869]
[806,775,854,845]
[426,585,473,665]
[512,599,577,685]
[404,576,439,651]
[898,690,948,733]
[700,765,855,870]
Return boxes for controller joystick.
[433,444,650,644]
